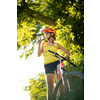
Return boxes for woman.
[38,28,71,100]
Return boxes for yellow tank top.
[43,42,59,65]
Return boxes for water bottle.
[36,36,44,42]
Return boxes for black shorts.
[44,60,60,74]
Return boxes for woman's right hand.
[37,36,44,57]
[36,36,44,43]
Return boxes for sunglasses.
[44,32,49,35]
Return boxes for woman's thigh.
[44,60,60,74]
[46,73,54,87]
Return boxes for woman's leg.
[45,73,54,100]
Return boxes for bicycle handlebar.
[48,50,77,67]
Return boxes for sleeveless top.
[43,42,59,65]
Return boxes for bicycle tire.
[52,71,84,100]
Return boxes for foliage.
[55,24,84,73]
[24,72,47,100]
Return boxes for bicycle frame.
[48,50,84,100]
[56,59,65,81]
[48,50,77,94]
[56,59,70,94]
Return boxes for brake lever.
[53,53,59,58]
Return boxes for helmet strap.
[47,33,55,42]
[47,33,52,41]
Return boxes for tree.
[17,0,84,72]
[24,72,47,100]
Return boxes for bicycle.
[48,50,84,100]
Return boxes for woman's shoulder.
[54,42,59,45]
[54,42,59,48]
[42,42,47,47]
[56,42,61,49]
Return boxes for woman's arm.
[38,42,44,57]
[57,43,71,59]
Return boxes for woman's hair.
[50,32,56,43]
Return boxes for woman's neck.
[48,38,54,43]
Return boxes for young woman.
[37,28,71,100]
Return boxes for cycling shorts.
[44,60,60,74]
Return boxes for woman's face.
[44,32,50,39]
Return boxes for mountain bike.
[48,50,84,100]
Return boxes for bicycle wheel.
[52,71,84,100]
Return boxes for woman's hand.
[37,37,44,57]
[57,43,71,59]
[36,36,44,43]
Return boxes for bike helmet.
[42,28,56,35]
